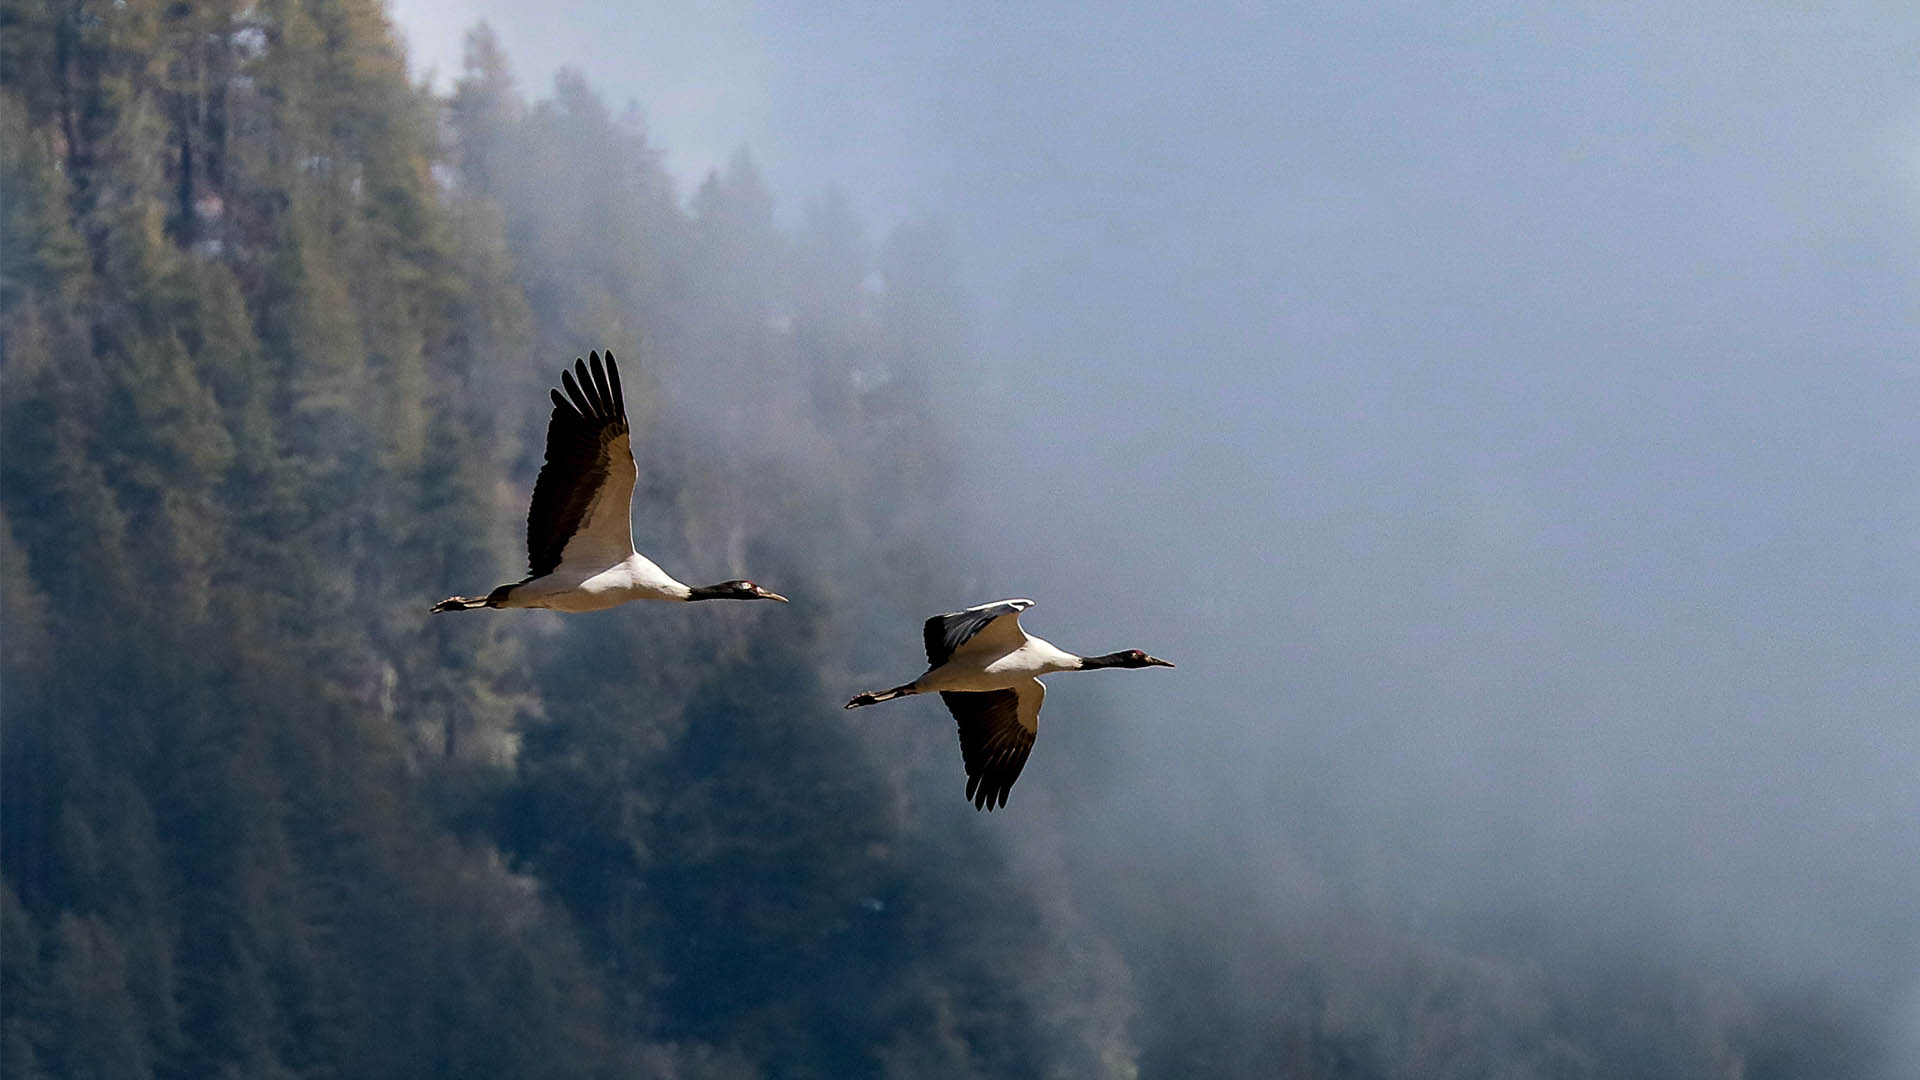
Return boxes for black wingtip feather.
[581,356,605,415]
[551,354,634,423]
[573,359,596,412]
[561,367,592,417]
[604,352,625,418]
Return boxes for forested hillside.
[0,2,1889,1077]
[0,2,1110,1073]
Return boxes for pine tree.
[4,5,632,1075]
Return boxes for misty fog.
[391,1,1920,1071]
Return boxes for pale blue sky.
[391,1,1920,1062]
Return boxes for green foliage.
[0,97,84,314]
[1,1,617,1075]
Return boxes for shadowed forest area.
[0,1,1900,1076]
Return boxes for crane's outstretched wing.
[526,351,635,577]
[924,597,1035,667]
[942,679,1044,811]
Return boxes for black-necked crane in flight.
[846,598,1172,810]
[432,351,788,614]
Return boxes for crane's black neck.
[1078,651,1135,670]
[685,579,786,602]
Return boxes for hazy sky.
[391,0,1920,1064]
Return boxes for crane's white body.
[911,634,1080,692]
[498,553,693,611]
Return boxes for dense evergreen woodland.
[0,2,1887,1076]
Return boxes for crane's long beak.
[756,586,790,603]
[1145,655,1175,668]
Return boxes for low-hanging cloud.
[392,3,1920,1072]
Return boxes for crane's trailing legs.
[846,684,918,709]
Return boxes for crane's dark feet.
[847,687,909,709]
